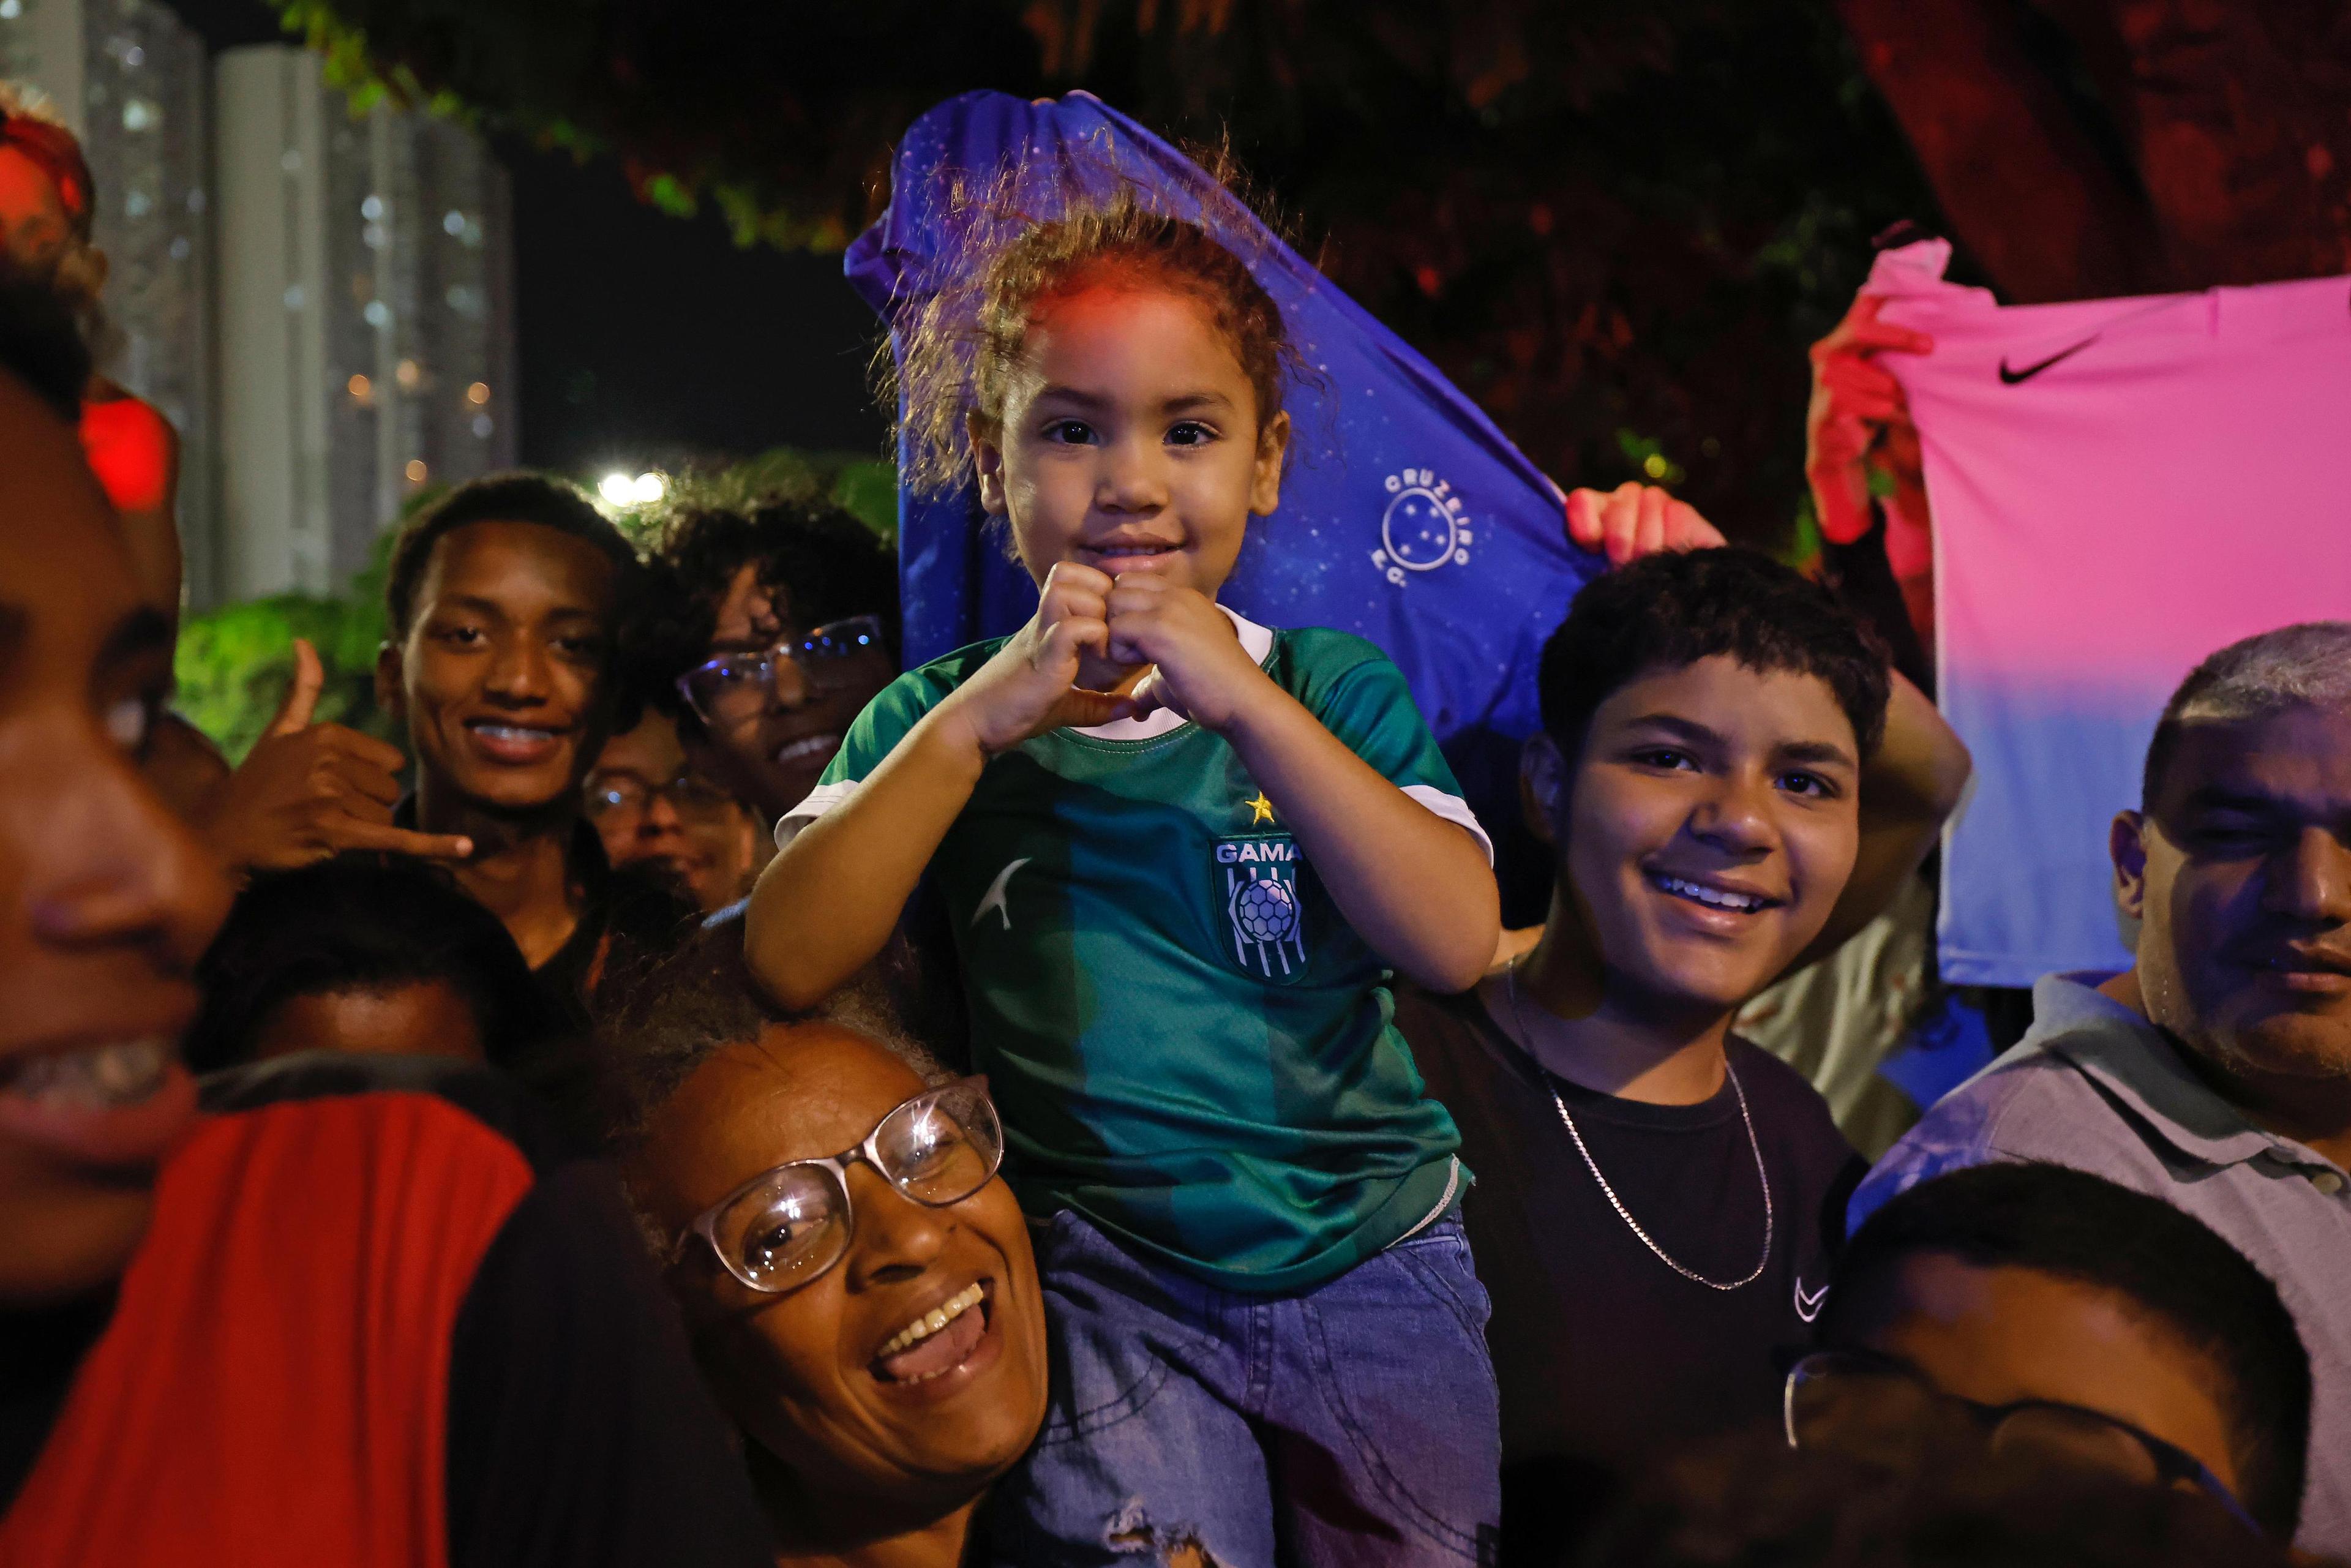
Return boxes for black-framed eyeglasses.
[674,614,887,729]
[670,1076,1003,1295]
[1783,1349,2259,1534]
[583,770,740,825]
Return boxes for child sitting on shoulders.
[746,190,1502,1566]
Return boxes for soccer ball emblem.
[1230,875,1299,945]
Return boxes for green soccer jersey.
[789,609,1483,1293]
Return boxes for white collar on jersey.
[1071,604,1275,741]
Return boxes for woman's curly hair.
[891,157,1307,501]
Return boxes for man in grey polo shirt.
[1853,621,2351,1556]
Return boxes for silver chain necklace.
[1504,958,1772,1291]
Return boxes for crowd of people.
[3,89,2347,1568]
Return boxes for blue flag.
[845,89,1597,776]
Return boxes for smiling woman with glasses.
[603,918,1047,1568]
[672,1076,1005,1295]
[1806,1163,2310,1542]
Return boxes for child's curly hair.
[893,167,1303,500]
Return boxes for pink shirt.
[1865,240,2351,985]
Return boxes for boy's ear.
[1521,732,1568,846]
[1249,410,1291,517]
[2110,808,2151,922]
[969,414,1010,517]
[373,641,407,728]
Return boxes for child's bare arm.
[744,708,988,1009]
[1779,669,1970,977]
[746,564,1138,1009]
[1108,576,1499,992]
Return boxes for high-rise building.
[2,10,516,604]
[215,43,516,597]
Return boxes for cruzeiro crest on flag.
[1218,837,1308,977]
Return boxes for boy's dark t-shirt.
[1393,983,1864,1536]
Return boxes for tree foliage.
[274,0,1941,544]
[274,1,2349,547]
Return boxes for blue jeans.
[989,1210,1501,1567]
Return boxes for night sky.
[163,0,889,479]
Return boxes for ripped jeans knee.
[1103,1498,1224,1568]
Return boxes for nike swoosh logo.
[972,857,1032,931]
[1998,333,2100,384]
[1794,1278,1828,1322]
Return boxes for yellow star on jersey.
[1244,791,1277,825]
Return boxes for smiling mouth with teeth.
[1648,872,1775,915]
[0,1039,174,1108]
[774,733,840,767]
[871,1281,991,1384]
[1085,541,1183,563]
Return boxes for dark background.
[164,0,891,476]
[165,0,2351,543]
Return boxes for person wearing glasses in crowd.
[585,708,765,913]
[603,918,1049,1568]
[641,495,901,831]
[1798,1162,2308,1542]
[1851,621,2351,1557]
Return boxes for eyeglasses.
[675,614,887,729]
[1783,1349,2259,1534]
[671,1077,1003,1295]
[583,770,740,826]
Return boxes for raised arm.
[743,707,987,1010]
[1779,668,1970,977]
[744,564,1138,1009]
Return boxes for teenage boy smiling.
[1394,547,1970,1549]
[377,476,692,1036]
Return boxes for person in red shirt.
[0,281,774,1565]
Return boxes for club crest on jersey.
[1370,467,1473,588]
[1220,838,1307,977]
